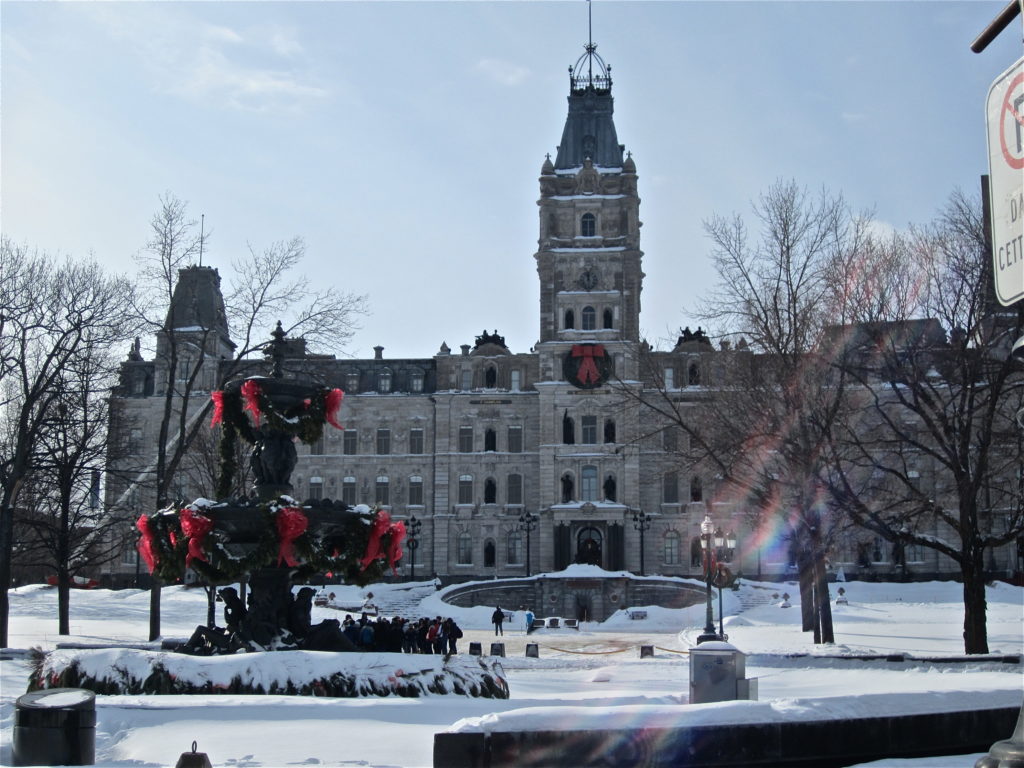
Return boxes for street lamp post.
[697,514,720,644]
[406,515,422,582]
[518,511,538,577]
[632,509,651,575]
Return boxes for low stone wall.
[433,705,1019,767]
[443,575,706,621]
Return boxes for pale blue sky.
[3,1,1020,359]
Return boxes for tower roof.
[553,31,624,169]
[164,265,232,343]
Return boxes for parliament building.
[102,39,1018,588]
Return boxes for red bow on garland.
[136,514,159,573]
[241,380,263,427]
[275,506,309,567]
[180,507,215,568]
[325,388,344,430]
[360,511,407,575]
[571,344,605,385]
[210,390,225,427]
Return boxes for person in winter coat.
[445,618,463,655]
[432,618,446,654]
[425,619,440,653]
[492,606,505,636]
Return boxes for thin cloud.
[475,58,531,87]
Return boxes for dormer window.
[581,212,596,237]
[378,370,392,393]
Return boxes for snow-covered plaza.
[1,575,1021,767]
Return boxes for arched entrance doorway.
[576,526,602,566]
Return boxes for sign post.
[986,55,1024,306]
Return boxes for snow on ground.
[1,577,1021,767]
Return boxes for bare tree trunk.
[814,551,835,643]
[149,580,162,641]
[798,551,815,632]
[962,557,990,654]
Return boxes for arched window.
[603,474,616,502]
[485,366,497,388]
[664,531,681,565]
[484,477,497,504]
[581,212,596,237]
[688,362,701,386]
[690,476,703,503]
[484,428,496,452]
[564,309,575,329]
[604,419,616,444]
[603,308,613,329]
[581,306,596,331]
[484,540,496,568]
[507,531,524,564]
[375,475,390,506]
[457,532,473,564]
[581,465,598,501]
[561,473,574,503]
[458,474,473,505]
[408,476,423,506]
[507,473,523,505]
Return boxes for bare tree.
[826,188,1024,654]
[128,194,368,639]
[14,349,123,634]
[0,240,137,646]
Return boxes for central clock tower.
[532,38,645,572]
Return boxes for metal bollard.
[468,642,482,656]
[640,645,654,658]
[490,642,506,657]
[525,643,539,658]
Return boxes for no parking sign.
[986,56,1024,306]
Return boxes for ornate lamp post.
[632,509,651,575]
[518,511,538,577]
[406,514,422,582]
[696,514,720,644]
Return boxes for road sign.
[986,56,1024,306]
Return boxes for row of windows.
[307,473,526,507]
[450,529,722,568]
[663,364,702,389]
[344,370,424,395]
[456,531,526,566]
[564,306,614,331]
[663,473,703,504]
[562,415,615,445]
[456,368,523,391]
[315,426,528,456]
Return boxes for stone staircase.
[370,583,438,619]
[736,585,778,614]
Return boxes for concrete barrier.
[434,705,1019,767]
[490,643,506,657]
[525,644,539,658]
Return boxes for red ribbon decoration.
[136,514,158,573]
[325,388,344,430]
[180,507,214,568]
[359,510,391,571]
[571,344,605,385]
[210,390,225,427]
[241,379,263,427]
[275,506,308,567]
[386,520,407,575]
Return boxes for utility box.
[13,688,96,766]
[689,641,757,704]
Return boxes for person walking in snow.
[523,607,535,634]
[492,606,505,636]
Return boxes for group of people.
[340,613,464,655]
